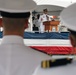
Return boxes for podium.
[0,18,2,27]
[43,21,60,32]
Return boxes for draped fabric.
[30,46,73,55]
[24,32,69,39]
[0,32,74,54]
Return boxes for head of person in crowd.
[0,0,36,37]
[60,3,76,48]
[43,9,48,14]
[37,14,40,19]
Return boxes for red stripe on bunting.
[30,46,74,55]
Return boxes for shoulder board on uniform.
[41,58,73,68]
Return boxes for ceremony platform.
[0,32,74,55]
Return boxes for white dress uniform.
[0,35,51,75]
[38,14,51,33]
[34,18,40,28]
[33,60,76,75]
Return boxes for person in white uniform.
[33,3,76,75]
[0,0,51,75]
[39,9,51,33]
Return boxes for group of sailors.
[0,0,76,75]
[32,9,53,33]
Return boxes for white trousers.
[39,23,45,33]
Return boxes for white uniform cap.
[60,3,76,31]
[0,0,37,13]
